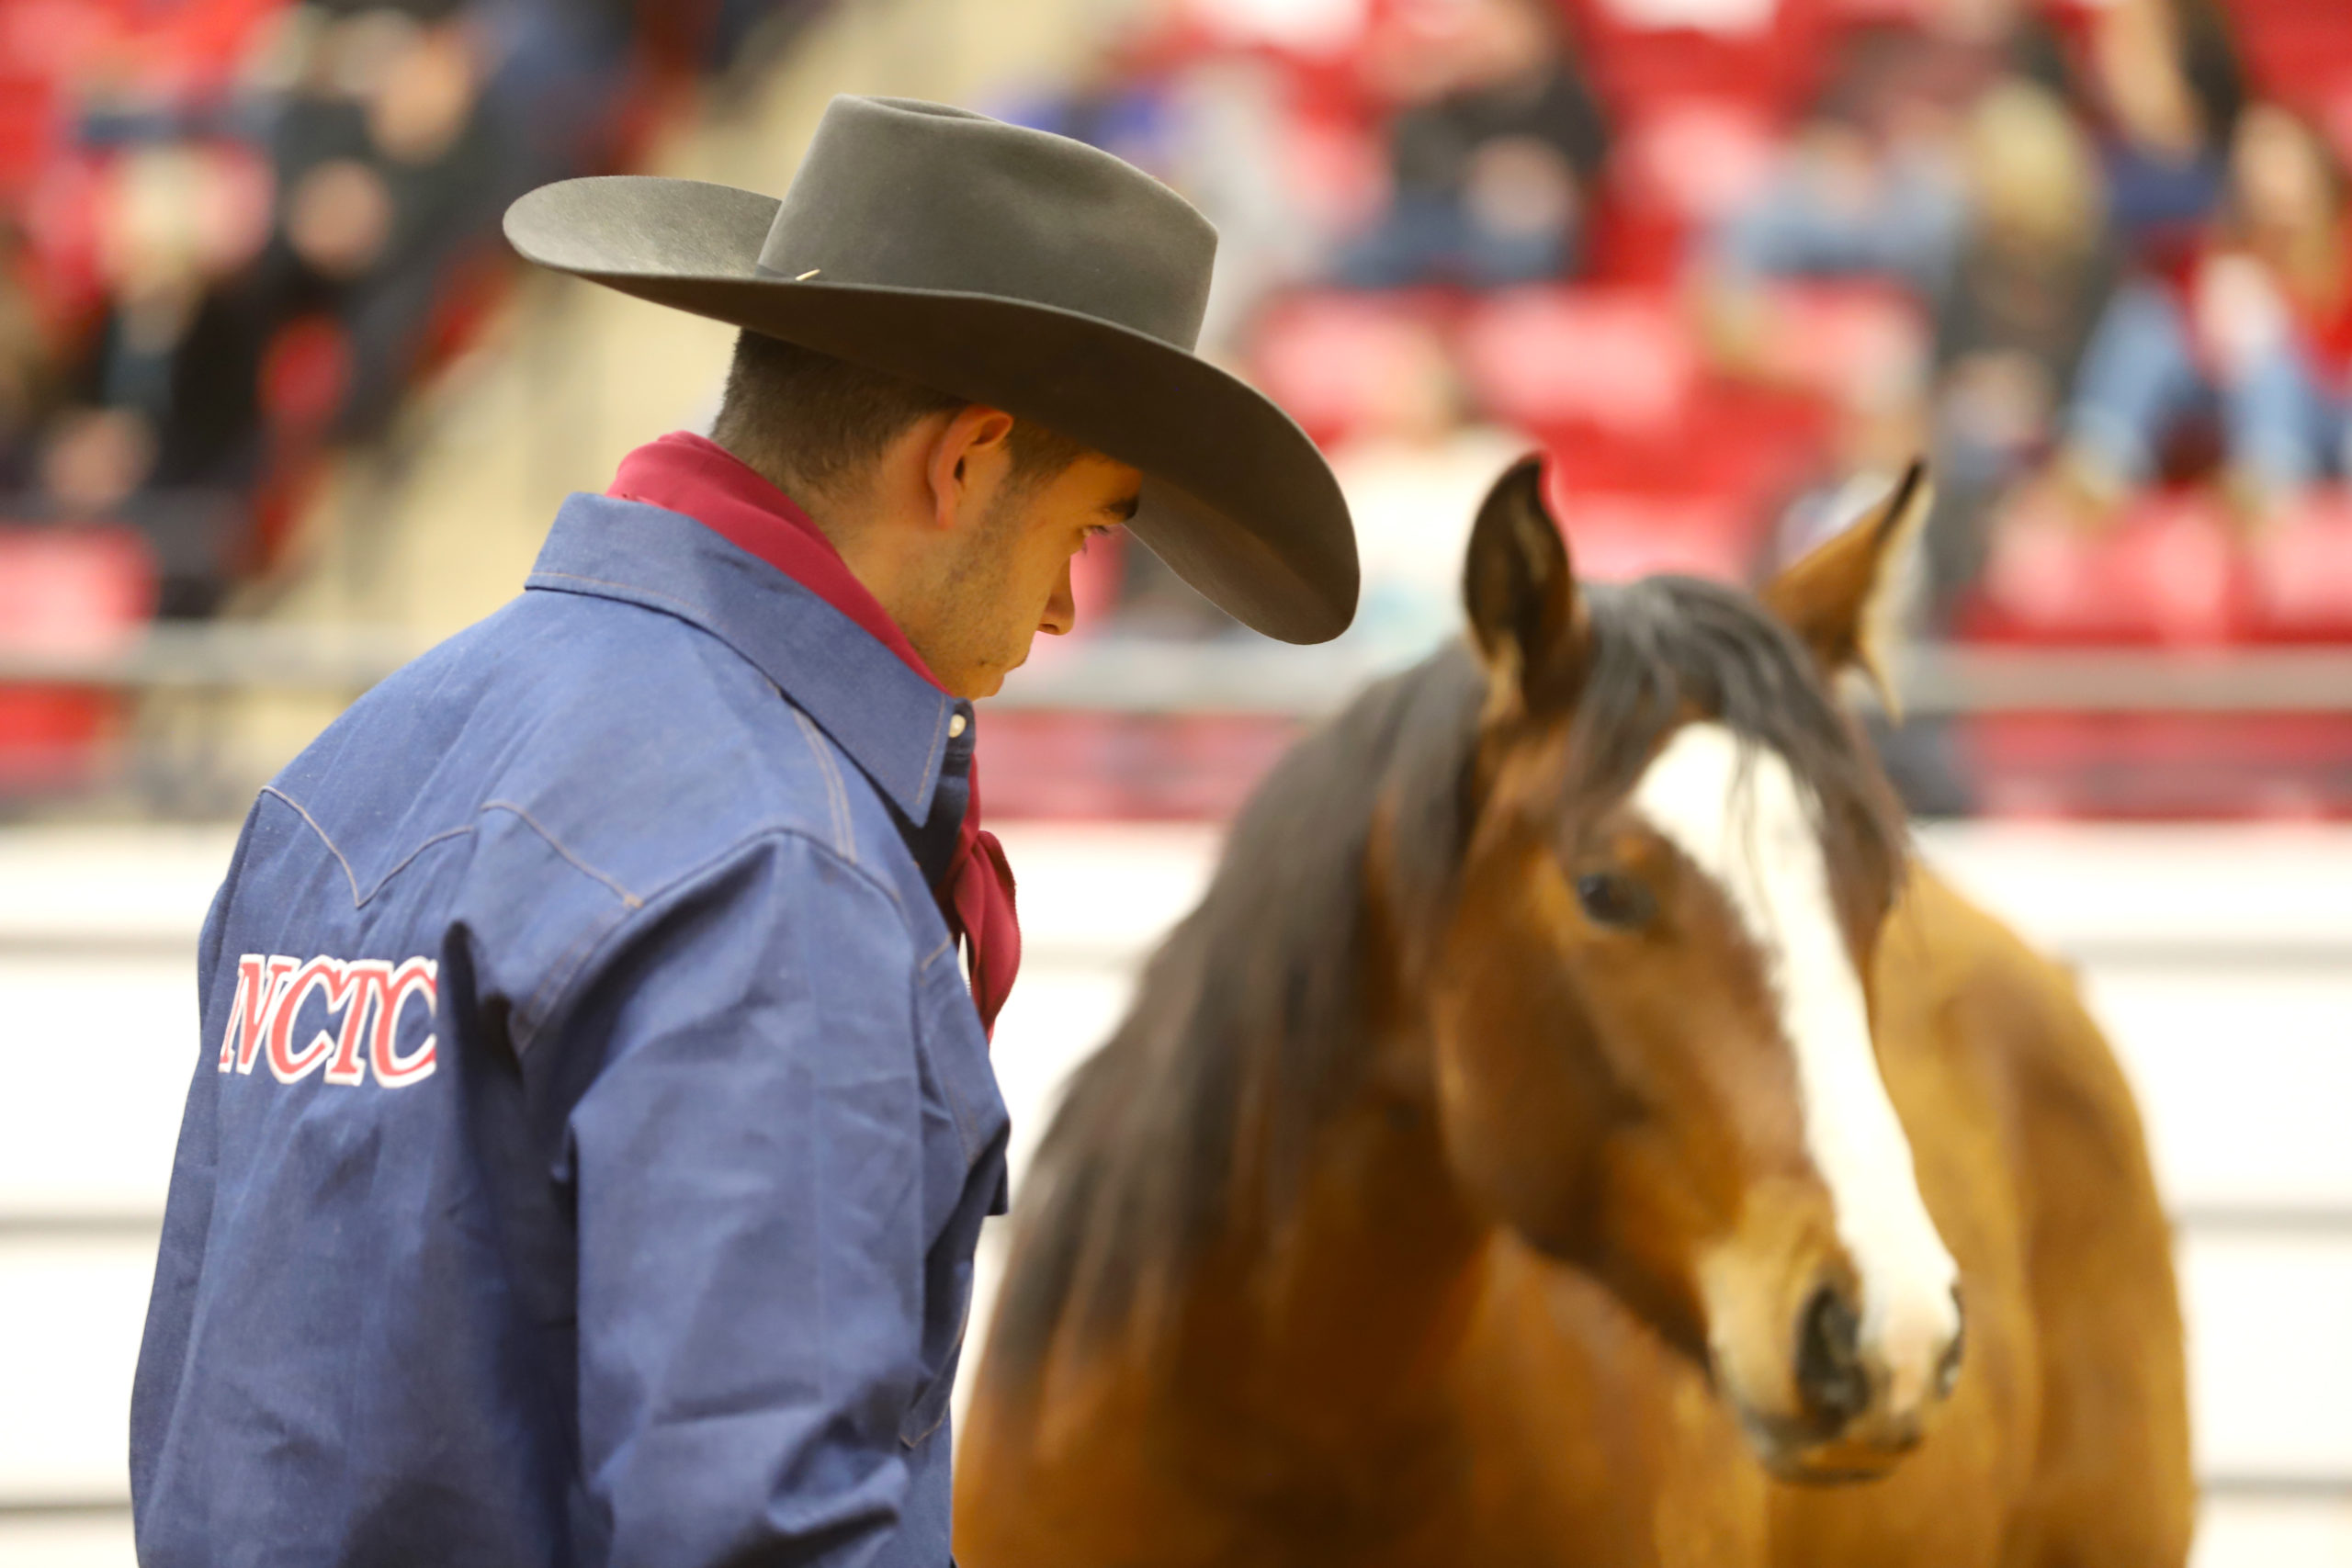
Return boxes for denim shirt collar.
[525,491,967,825]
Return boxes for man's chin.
[972,645,1034,699]
[940,637,1034,702]
[944,664,1007,702]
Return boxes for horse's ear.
[1464,457,1588,711]
[1760,459,1931,716]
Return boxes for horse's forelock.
[1562,577,1905,919]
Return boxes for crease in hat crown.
[750,95,1217,351]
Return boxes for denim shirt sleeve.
[562,828,933,1568]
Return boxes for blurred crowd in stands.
[0,0,820,793]
[3,0,2349,815]
[0,0,816,619]
[1011,0,2352,660]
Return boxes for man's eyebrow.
[1105,493,1142,522]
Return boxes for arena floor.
[3,821,2347,1565]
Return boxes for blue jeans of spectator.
[1711,152,1964,294]
[2065,281,2211,484]
[2068,279,2352,491]
[2233,336,2352,493]
[1336,192,1569,289]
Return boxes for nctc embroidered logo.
[217,953,440,1088]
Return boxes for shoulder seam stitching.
[362,825,477,907]
[480,800,643,909]
[256,787,364,908]
[532,566,945,816]
[512,822,910,1051]
[786,703,857,864]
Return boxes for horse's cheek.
[1430,988,1603,1253]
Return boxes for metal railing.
[6,626,2352,716]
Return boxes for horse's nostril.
[1937,1282,1967,1400]
[1795,1282,1870,1429]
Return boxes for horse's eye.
[1574,871,1653,929]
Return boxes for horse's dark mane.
[989,642,1487,1381]
[989,576,1905,1381]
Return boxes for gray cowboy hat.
[503,95,1358,645]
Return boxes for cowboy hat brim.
[505,176,1358,645]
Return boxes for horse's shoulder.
[1883,867,2086,1053]
[1885,864,2157,1189]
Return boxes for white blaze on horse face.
[1630,722,1960,1410]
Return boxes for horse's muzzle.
[1754,1279,1967,1483]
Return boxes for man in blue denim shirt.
[130,97,1355,1567]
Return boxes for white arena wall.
[2,821,2347,1566]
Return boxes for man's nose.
[1040,558,1076,637]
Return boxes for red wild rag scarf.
[609,431,1021,1035]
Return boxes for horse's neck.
[1207,1098,1487,1393]
[1150,1097,1489,1531]
[1170,817,1489,1462]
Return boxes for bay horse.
[956,460,2192,1567]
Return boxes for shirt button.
[948,712,968,739]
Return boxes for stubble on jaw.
[907,485,1034,698]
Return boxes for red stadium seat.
[1585,95,1780,281]
[1971,492,2249,648]
[1152,0,1379,107]
[2248,490,2352,642]
[1249,289,1460,448]
[1564,0,1832,122]
[1612,96,1780,224]
[0,524,156,794]
[1751,279,1928,406]
[1459,284,1697,436]
[1549,484,1761,583]
[2232,7,2352,121]
[1277,107,1389,236]
[1461,284,1832,520]
[0,72,53,192]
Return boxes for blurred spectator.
[1696,0,2073,373]
[2048,100,2347,525]
[0,222,52,493]
[0,0,826,626]
[74,143,269,456]
[40,405,155,519]
[1335,0,1609,290]
[247,4,509,442]
[2211,101,2351,514]
[1923,77,2117,603]
[2073,0,2244,262]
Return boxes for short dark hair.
[709,330,1090,502]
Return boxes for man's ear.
[925,405,1018,530]
[1759,459,1931,715]
[1464,457,1588,715]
